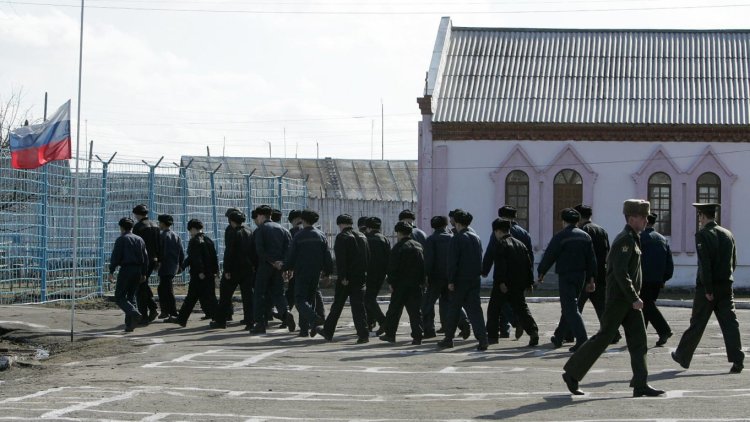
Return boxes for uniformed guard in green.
[672,203,744,374]
[562,199,665,397]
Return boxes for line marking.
[228,349,287,367]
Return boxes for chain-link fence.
[0,153,307,304]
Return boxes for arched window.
[505,170,529,229]
[697,172,721,224]
[553,169,582,232]
[647,172,672,236]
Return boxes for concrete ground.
[0,300,748,421]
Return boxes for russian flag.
[9,100,72,170]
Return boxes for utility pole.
[222,136,226,157]
[316,142,319,160]
[370,119,374,160]
[283,127,287,158]
[206,145,211,157]
[267,141,272,158]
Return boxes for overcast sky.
[2,0,749,164]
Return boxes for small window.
[648,172,671,236]
[697,172,721,225]
[505,170,529,229]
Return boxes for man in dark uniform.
[563,199,665,397]
[485,218,540,346]
[640,212,674,347]
[132,204,160,322]
[212,211,254,329]
[315,214,370,343]
[537,208,596,351]
[672,203,744,374]
[357,216,369,233]
[285,210,303,311]
[109,217,148,332]
[283,210,332,337]
[380,222,425,344]
[399,209,427,246]
[271,208,283,223]
[157,214,183,320]
[250,205,295,334]
[437,210,489,351]
[219,207,241,322]
[175,219,220,327]
[364,216,390,335]
[556,204,621,345]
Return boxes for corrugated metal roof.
[180,156,417,201]
[431,20,750,125]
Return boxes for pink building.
[417,18,750,286]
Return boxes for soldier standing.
[109,217,148,332]
[157,214,183,321]
[132,204,160,322]
[364,217,390,335]
[380,222,425,344]
[640,212,674,347]
[315,214,370,343]
[672,203,744,374]
[537,208,596,351]
[175,219,219,327]
[437,210,488,351]
[562,199,664,397]
[212,211,254,329]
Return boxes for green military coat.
[695,221,737,294]
[606,225,643,305]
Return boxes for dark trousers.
[323,279,369,339]
[364,274,387,328]
[253,264,289,326]
[487,283,538,339]
[564,298,649,388]
[157,274,178,316]
[286,276,296,310]
[295,273,322,332]
[555,272,588,345]
[384,283,424,339]
[215,271,253,325]
[114,266,141,324]
[177,274,218,324]
[675,283,745,366]
[556,277,609,341]
[422,278,469,334]
[443,279,487,342]
[640,282,671,337]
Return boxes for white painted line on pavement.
[228,349,287,367]
[39,388,155,419]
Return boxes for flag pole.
[71,0,85,343]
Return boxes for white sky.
[1,0,749,164]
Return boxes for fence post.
[95,153,116,296]
[40,166,48,302]
[277,176,283,213]
[244,174,253,217]
[179,159,193,244]
[209,164,222,250]
[143,156,163,219]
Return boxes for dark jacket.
[109,232,149,275]
[158,229,184,277]
[537,224,596,279]
[425,229,452,281]
[579,220,610,282]
[133,218,161,264]
[366,230,391,280]
[334,227,370,283]
[387,238,425,286]
[290,225,302,239]
[223,225,255,275]
[183,233,219,278]
[606,225,643,304]
[491,234,534,289]
[254,221,292,266]
[411,227,428,247]
[482,222,534,277]
[284,226,333,277]
[695,221,737,294]
[639,227,674,285]
[448,227,483,283]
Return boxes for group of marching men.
[109,199,743,395]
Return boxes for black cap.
[693,202,720,217]
[255,205,272,216]
[271,209,282,222]
[492,218,511,232]
[448,210,456,218]
[336,214,354,225]
[394,221,413,235]
[118,217,135,230]
[228,211,246,224]
[225,207,241,218]
[187,218,203,231]
[498,206,517,219]
[430,215,448,229]
[357,216,369,228]
[365,217,382,230]
[647,212,658,225]
[250,209,259,220]
[561,208,580,224]
[574,204,593,219]
[398,209,416,220]
[132,204,148,215]
[453,210,473,226]
[288,209,302,223]
[157,214,173,226]
[300,209,319,225]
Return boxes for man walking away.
[109,217,148,332]
[175,219,219,327]
[640,212,674,347]
[132,204,160,322]
[157,214,183,321]
[212,211,254,329]
[364,217,390,335]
